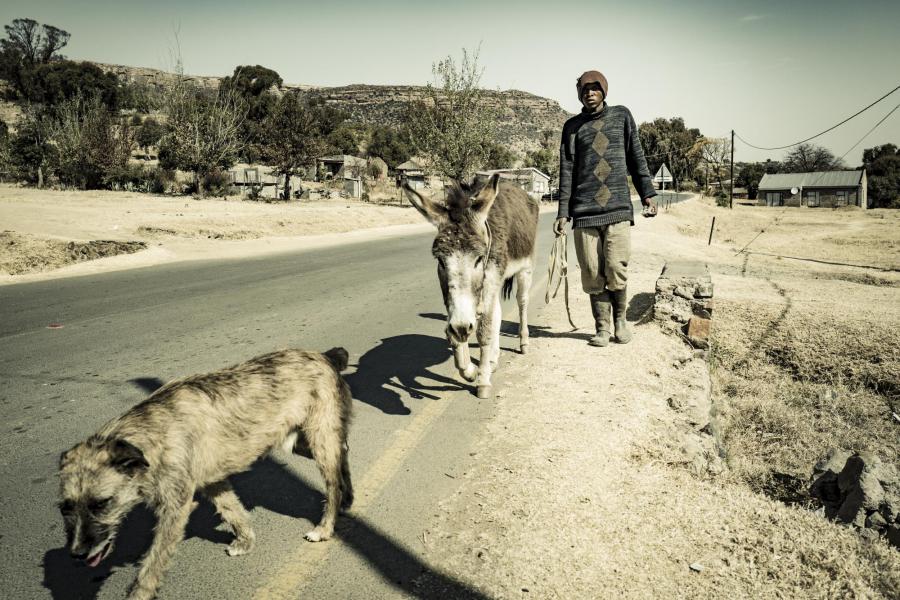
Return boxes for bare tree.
[407,47,500,181]
[1,18,69,64]
[783,143,844,173]
[160,60,246,195]
[698,137,732,192]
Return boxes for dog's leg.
[203,480,256,556]
[304,427,343,542]
[128,491,193,600]
[515,264,532,353]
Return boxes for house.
[227,164,304,199]
[396,159,426,189]
[475,167,552,199]
[757,170,867,208]
[317,154,367,181]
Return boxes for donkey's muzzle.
[448,321,474,343]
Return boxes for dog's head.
[57,437,148,567]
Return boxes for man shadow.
[43,457,487,600]
[627,292,656,324]
[346,333,468,415]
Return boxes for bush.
[146,167,176,194]
[104,163,146,191]
[201,168,232,197]
[679,180,697,192]
[715,191,729,207]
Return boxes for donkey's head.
[404,174,501,343]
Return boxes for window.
[766,192,783,207]
[836,190,847,206]
[805,190,819,207]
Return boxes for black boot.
[588,292,612,347]
[610,288,632,344]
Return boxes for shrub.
[146,167,176,194]
[715,191,729,207]
[104,163,146,191]
[201,168,232,197]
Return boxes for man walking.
[553,70,657,347]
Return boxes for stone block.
[687,317,711,349]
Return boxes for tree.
[407,47,499,181]
[327,125,359,156]
[366,125,413,169]
[639,117,703,190]
[135,117,165,155]
[0,18,70,97]
[51,93,134,189]
[736,162,767,199]
[483,142,517,170]
[862,144,900,208]
[23,60,120,108]
[698,137,732,192]
[261,92,327,200]
[159,69,246,195]
[782,143,844,173]
[221,65,282,162]
[523,128,559,182]
[9,104,55,186]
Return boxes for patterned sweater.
[557,103,657,228]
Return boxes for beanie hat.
[576,70,608,99]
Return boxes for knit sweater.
[557,103,657,228]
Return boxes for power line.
[734,83,900,151]
[837,100,900,162]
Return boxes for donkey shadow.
[346,333,467,415]
[41,457,328,600]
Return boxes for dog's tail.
[323,347,349,372]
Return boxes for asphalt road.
[0,194,688,599]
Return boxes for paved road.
[0,194,689,599]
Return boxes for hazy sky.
[3,0,899,164]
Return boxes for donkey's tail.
[323,347,349,372]
[501,277,514,301]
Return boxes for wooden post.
[708,216,716,246]
[729,130,735,210]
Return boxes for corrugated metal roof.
[396,160,421,171]
[758,170,863,190]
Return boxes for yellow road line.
[254,266,550,599]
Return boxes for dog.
[57,347,353,600]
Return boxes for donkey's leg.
[476,285,501,399]
[450,333,477,382]
[515,263,533,353]
[490,295,502,369]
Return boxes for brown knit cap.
[576,70,608,99]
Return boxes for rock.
[858,528,880,542]
[813,448,852,478]
[887,525,900,548]
[674,285,695,300]
[687,317,711,349]
[689,563,704,573]
[865,511,887,530]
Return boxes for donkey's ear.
[472,173,500,221]
[403,183,447,226]
[108,439,149,476]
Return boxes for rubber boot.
[588,292,612,347]
[611,288,632,344]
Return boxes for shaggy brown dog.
[58,347,353,600]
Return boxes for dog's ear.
[108,439,149,475]
[58,448,70,469]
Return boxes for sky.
[2,0,899,165]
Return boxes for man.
[553,70,657,347]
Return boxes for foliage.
[146,166,176,194]
[51,93,134,189]
[862,144,900,208]
[135,117,165,152]
[697,137,731,191]
[20,60,120,108]
[782,143,844,173]
[9,104,56,185]
[118,79,162,113]
[366,125,413,169]
[0,18,70,97]
[327,125,358,156]
[159,65,246,195]
[260,92,326,199]
[221,65,282,162]
[406,47,499,181]
[639,117,703,188]
[482,142,517,170]
[201,168,232,197]
[736,162,767,199]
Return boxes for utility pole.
[729,129,735,209]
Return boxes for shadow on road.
[346,333,466,415]
[42,457,487,600]
[627,292,656,323]
[128,377,166,394]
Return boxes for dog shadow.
[347,333,467,415]
[42,457,486,600]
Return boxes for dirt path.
[412,202,900,599]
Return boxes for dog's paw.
[227,535,255,557]
[304,527,332,543]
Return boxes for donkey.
[404,173,539,398]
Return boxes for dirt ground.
[0,184,431,283]
[413,197,899,599]
[4,186,899,597]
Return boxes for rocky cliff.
[96,63,571,155]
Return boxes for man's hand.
[641,197,657,218]
[553,217,569,236]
